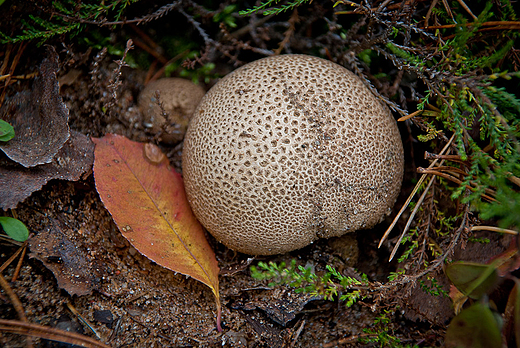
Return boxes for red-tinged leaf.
[445,261,500,299]
[92,134,221,330]
[489,243,520,277]
[448,284,468,315]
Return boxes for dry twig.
[0,320,110,348]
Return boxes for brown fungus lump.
[138,78,205,143]
[182,54,404,255]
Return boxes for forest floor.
[1,1,518,347]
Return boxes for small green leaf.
[0,217,29,242]
[445,261,500,299]
[445,301,502,348]
[0,119,15,142]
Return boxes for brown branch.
[0,43,27,106]
[422,21,520,30]
[0,274,28,323]
[0,241,27,273]
[130,25,168,65]
[274,9,299,55]
[0,273,33,348]
[56,1,183,26]
[0,319,110,348]
[11,243,27,282]
[417,167,496,201]
[455,0,477,20]
[424,0,440,27]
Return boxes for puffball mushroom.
[138,78,205,143]
[182,54,404,255]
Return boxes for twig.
[0,274,33,348]
[423,152,467,165]
[148,49,190,84]
[66,302,101,340]
[229,15,274,38]
[378,133,455,248]
[426,165,468,177]
[506,173,520,188]
[0,319,110,348]
[0,241,27,273]
[106,39,133,109]
[0,72,38,83]
[471,226,518,235]
[397,109,422,121]
[422,21,520,30]
[417,167,496,202]
[384,208,468,288]
[274,9,299,55]
[290,319,305,348]
[178,7,215,46]
[455,0,477,20]
[11,243,27,282]
[108,316,123,342]
[389,175,436,261]
[424,0,439,28]
[0,44,11,75]
[441,0,455,23]
[130,26,168,65]
[0,43,27,106]
[57,1,182,26]
[0,274,28,323]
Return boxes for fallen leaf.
[0,131,94,210]
[28,218,102,296]
[445,261,500,299]
[92,134,221,329]
[0,46,70,167]
[445,301,502,348]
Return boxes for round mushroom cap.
[182,54,404,255]
[138,77,205,143]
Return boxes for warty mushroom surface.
[182,54,404,255]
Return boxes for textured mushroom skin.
[138,78,205,143]
[183,54,404,255]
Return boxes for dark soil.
[0,50,442,348]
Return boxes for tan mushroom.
[138,77,205,143]
[182,54,404,255]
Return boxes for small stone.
[93,309,114,328]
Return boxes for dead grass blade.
[471,226,519,235]
[389,175,436,261]
[378,133,455,250]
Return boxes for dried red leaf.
[92,134,221,329]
